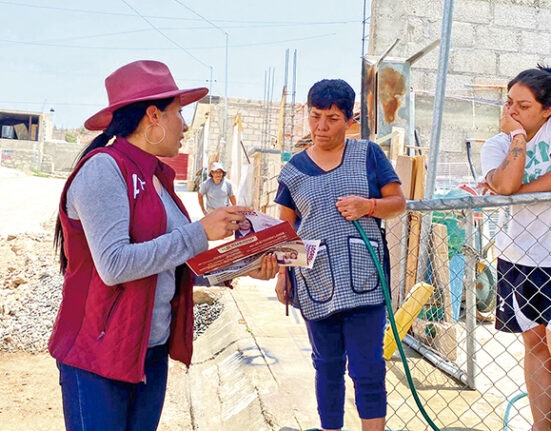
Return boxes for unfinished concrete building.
[368,0,551,186]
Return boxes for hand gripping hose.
[353,220,441,431]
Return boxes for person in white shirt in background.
[198,162,236,215]
[480,65,551,431]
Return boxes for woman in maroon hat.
[49,60,278,431]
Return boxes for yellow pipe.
[383,282,435,360]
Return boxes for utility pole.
[290,49,297,151]
[281,49,289,154]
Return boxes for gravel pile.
[0,220,223,352]
[0,228,62,353]
[193,301,223,340]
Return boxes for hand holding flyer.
[271,239,320,268]
[186,211,320,285]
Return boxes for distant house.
[0,109,86,174]
[0,109,52,171]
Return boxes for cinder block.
[406,17,427,43]
[521,31,551,55]
[498,53,542,76]
[373,0,404,18]
[421,19,442,42]
[368,21,409,56]
[451,49,497,75]
[454,0,491,24]
[405,0,443,19]
[451,22,475,48]
[442,73,473,93]
[494,4,535,28]
[414,94,500,144]
[494,0,537,6]
[475,25,520,52]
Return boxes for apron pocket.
[348,237,380,293]
[298,244,335,303]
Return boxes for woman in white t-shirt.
[480,65,551,431]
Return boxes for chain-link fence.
[384,191,551,431]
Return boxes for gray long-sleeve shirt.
[66,153,208,347]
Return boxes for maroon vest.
[48,138,195,383]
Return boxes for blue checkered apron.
[278,140,385,320]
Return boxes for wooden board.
[412,319,457,362]
[31,124,38,141]
[13,123,28,140]
[388,155,415,310]
[386,216,403,312]
[405,211,422,296]
[412,154,426,200]
[395,155,414,199]
[251,152,263,210]
[389,155,427,303]
[389,126,405,162]
[404,155,426,295]
[430,223,453,323]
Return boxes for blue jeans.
[305,305,387,430]
[57,343,169,431]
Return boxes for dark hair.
[307,79,355,120]
[508,64,551,109]
[240,217,254,232]
[54,97,175,274]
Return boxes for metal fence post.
[464,209,477,389]
[399,212,409,304]
[416,0,455,285]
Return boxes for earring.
[144,123,166,145]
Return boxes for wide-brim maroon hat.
[84,60,208,131]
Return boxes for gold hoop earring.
[144,124,166,145]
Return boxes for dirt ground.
[0,351,194,431]
[0,352,65,430]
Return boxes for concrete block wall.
[201,98,296,169]
[0,139,39,171]
[0,137,82,174]
[369,0,551,171]
[42,141,81,173]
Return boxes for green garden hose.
[353,220,441,431]
[503,392,528,431]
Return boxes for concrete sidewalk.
[176,279,509,431]
[173,276,364,431]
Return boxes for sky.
[0,0,370,129]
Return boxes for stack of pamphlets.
[186,211,320,285]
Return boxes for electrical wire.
[18,25,337,45]
[172,0,226,35]
[0,0,360,25]
[0,33,336,51]
[119,0,210,68]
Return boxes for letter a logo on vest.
[132,174,146,199]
